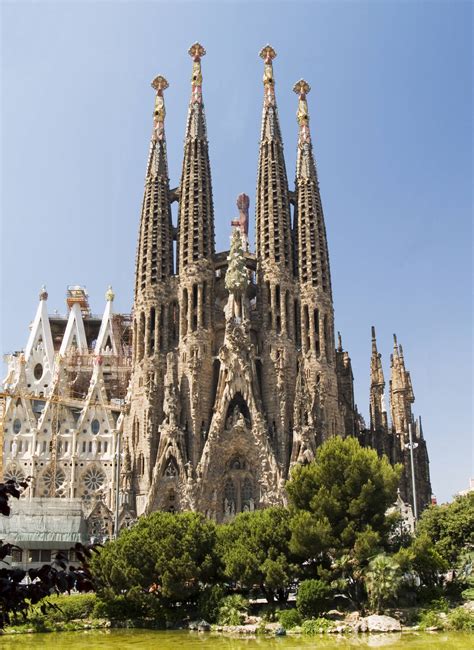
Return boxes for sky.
[1,0,472,503]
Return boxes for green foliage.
[394,533,448,588]
[287,437,401,561]
[91,587,160,621]
[218,507,297,602]
[364,553,402,613]
[277,608,302,629]
[462,587,474,601]
[296,579,331,618]
[446,606,474,631]
[418,609,444,630]
[416,492,474,565]
[216,594,249,625]
[90,511,219,609]
[196,584,227,623]
[301,617,335,634]
[41,593,97,622]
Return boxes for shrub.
[277,608,302,629]
[217,594,249,626]
[197,584,226,623]
[462,587,474,601]
[45,593,97,622]
[446,607,474,631]
[301,617,334,634]
[418,609,444,630]
[296,579,331,618]
[259,604,278,622]
[92,587,159,621]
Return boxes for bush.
[462,587,474,601]
[197,584,226,623]
[92,587,161,621]
[301,617,334,634]
[277,608,302,629]
[217,594,249,626]
[45,593,97,622]
[296,579,331,618]
[446,607,474,631]
[259,604,278,622]
[418,609,444,630]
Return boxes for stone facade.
[2,43,432,532]
[120,44,432,522]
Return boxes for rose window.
[83,466,105,492]
[41,468,66,497]
[3,464,25,484]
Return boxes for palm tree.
[364,553,402,613]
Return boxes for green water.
[0,630,472,650]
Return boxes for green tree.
[287,436,401,561]
[364,553,402,613]
[416,492,474,565]
[91,511,219,614]
[394,533,448,589]
[296,579,331,618]
[218,507,297,603]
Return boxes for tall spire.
[177,43,215,272]
[369,326,387,432]
[135,75,173,300]
[292,78,340,440]
[294,79,331,295]
[255,45,293,272]
[390,334,415,434]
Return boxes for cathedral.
[1,44,431,536]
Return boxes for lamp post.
[406,422,419,521]
[114,429,121,539]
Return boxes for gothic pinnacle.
[371,325,378,353]
[151,75,168,142]
[259,45,277,105]
[293,79,311,144]
[189,42,206,103]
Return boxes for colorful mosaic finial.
[151,75,168,141]
[188,42,206,103]
[293,79,311,143]
[105,285,115,302]
[259,45,277,105]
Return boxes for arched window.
[240,476,254,512]
[164,458,178,478]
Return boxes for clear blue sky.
[1,1,472,503]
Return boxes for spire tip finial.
[293,78,311,96]
[371,325,376,340]
[188,42,206,59]
[259,44,277,61]
[151,76,168,140]
[39,285,48,301]
[106,285,115,302]
[151,75,169,92]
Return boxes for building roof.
[0,498,88,549]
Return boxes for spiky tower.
[370,326,389,434]
[176,43,215,466]
[125,75,174,514]
[293,79,342,442]
[255,46,298,471]
[389,334,432,513]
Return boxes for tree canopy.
[218,507,297,602]
[91,511,219,607]
[286,436,401,561]
[415,492,474,565]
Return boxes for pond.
[0,630,472,649]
